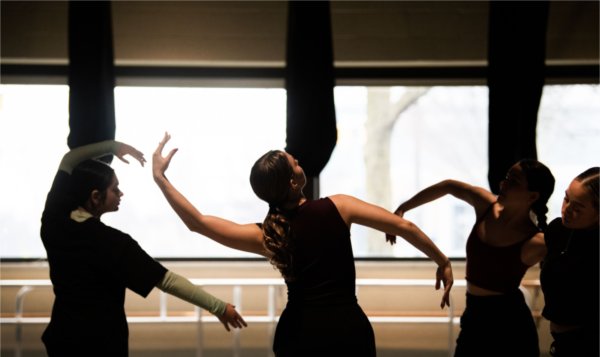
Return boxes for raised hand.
[153,132,178,181]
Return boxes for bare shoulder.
[327,193,355,205]
[521,231,547,266]
[328,194,372,211]
[327,194,356,223]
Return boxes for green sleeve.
[156,270,227,317]
[59,140,120,174]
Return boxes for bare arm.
[330,194,454,308]
[394,179,494,216]
[521,232,547,266]
[152,133,266,257]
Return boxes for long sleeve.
[59,140,119,174]
[156,271,227,317]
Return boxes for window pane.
[0,85,70,258]
[0,85,286,258]
[324,84,599,258]
[323,86,489,258]
[538,84,600,221]
[2,83,597,259]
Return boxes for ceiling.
[1,1,598,67]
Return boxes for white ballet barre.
[0,278,540,357]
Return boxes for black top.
[466,204,532,293]
[272,197,375,356]
[40,170,167,356]
[285,197,356,306]
[541,217,599,326]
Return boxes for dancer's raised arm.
[59,140,146,174]
[152,133,265,256]
[394,179,493,217]
[331,194,453,308]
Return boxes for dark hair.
[71,159,115,207]
[250,150,296,280]
[575,167,599,209]
[518,159,555,230]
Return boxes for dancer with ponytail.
[152,133,454,357]
[540,167,599,357]
[389,159,555,357]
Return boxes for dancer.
[152,133,453,357]
[540,167,599,357]
[41,140,245,357]
[390,159,555,357]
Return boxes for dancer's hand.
[385,208,405,245]
[218,304,247,332]
[153,132,178,182]
[436,259,453,309]
[116,143,146,167]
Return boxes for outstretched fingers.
[152,132,178,179]
[154,132,171,156]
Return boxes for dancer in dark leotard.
[390,159,555,357]
[152,132,454,356]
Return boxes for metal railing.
[0,278,541,357]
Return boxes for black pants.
[454,290,539,357]
[550,325,599,357]
[273,301,376,357]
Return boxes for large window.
[1,84,598,259]
[0,85,286,259]
[323,86,489,257]
[322,85,599,257]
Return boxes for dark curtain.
[285,0,337,199]
[68,1,116,162]
[487,1,549,193]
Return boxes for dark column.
[68,1,116,162]
[285,0,337,199]
[487,1,549,193]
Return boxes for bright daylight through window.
[1,84,598,259]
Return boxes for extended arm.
[394,179,491,216]
[59,140,146,174]
[331,194,454,308]
[386,180,493,244]
[156,271,247,331]
[152,133,265,256]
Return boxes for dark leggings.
[454,290,539,357]
[273,301,376,357]
[550,325,599,357]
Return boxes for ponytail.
[262,207,295,281]
[249,150,298,280]
[519,159,555,231]
[531,201,549,231]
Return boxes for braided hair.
[575,167,599,209]
[250,150,296,280]
[519,159,555,231]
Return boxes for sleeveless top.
[465,203,533,293]
[285,197,357,307]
